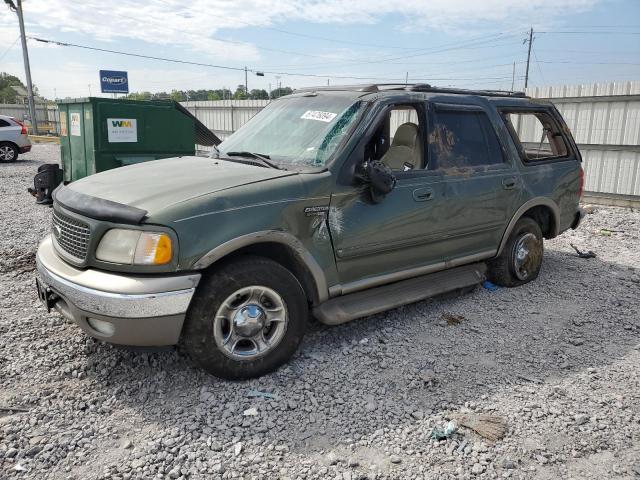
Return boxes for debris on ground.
[452,414,508,441]
[570,243,597,259]
[482,280,499,291]
[243,407,258,416]
[599,228,623,236]
[0,405,29,412]
[419,369,436,384]
[246,389,277,399]
[430,420,458,440]
[442,312,465,325]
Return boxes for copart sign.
[99,70,129,94]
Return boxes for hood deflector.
[53,186,148,225]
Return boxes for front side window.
[365,105,424,172]
[503,111,568,161]
[429,108,504,170]
[219,95,365,168]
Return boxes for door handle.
[502,177,517,190]
[413,187,434,202]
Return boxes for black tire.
[183,255,307,380]
[0,142,18,162]
[488,217,543,287]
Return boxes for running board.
[314,263,486,326]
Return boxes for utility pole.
[405,72,408,86]
[11,0,39,134]
[511,62,516,91]
[524,27,533,90]
[244,66,248,98]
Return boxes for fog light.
[86,318,115,336]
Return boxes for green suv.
[36,84,585,379]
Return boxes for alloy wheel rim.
[512,232,540,280]
[213,285,288,361]
[0,146,15,161]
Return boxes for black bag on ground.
[28,163,63,205]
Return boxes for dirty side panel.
[162,172,340,295]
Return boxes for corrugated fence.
[0,103,60,134]
[526,81,640,204]
[181,100,269,142]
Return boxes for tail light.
[578,166,584,199]
[12,118,28,135]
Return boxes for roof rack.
[407,84,528,98]
[294,83,528,98]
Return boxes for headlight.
[96,229,173,265]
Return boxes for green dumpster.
[56,97,219,182]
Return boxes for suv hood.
[67,156,296,214]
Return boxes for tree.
[0,72,27,103]
[249,89,269,100]
[170,89,186,102]
[271,86,293,99]
[233,84,247,100]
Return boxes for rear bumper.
[36,236,201,346]
[19,145,31,153]
[571,208,586,229]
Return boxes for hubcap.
[512,232,540,280]
[0,146,15,161]
[213,286,288,361]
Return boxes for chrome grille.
[52,210,91,260]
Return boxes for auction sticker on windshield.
[301,110,337,122]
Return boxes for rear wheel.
[183,256,307,379]
[0,143,18,162]
[488,217,543,287]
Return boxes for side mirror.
[363,160,396,203]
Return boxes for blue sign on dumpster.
[99,70,129,94]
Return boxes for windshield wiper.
[226,151,283,170]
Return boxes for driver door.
[329,102,449,290]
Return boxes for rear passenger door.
[427,103,521,260]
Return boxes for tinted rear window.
[430,109,504,169]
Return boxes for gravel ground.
[1,144,639,480]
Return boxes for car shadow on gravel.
[74,246,638,452]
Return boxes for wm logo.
[112,120,132,127]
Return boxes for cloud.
[2,0,597,62]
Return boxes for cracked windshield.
[219,95,364,168]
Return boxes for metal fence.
[181,100,269,143]
[526,81,640,204]
[0,103,60,135]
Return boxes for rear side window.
[0,119,10,127]
[503,111,568,161]
[429,109,504,170]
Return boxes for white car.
[0,114,32,161]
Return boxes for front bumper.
[36,236,201,346]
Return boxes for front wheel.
[182,256,307,379]
[488,217,543,287]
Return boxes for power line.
[532,48,546,86]
[257,33,520,72]
[537,30,640,35]
[28,36,515,83]
[0,36,19,62]
[536,60,640,66]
